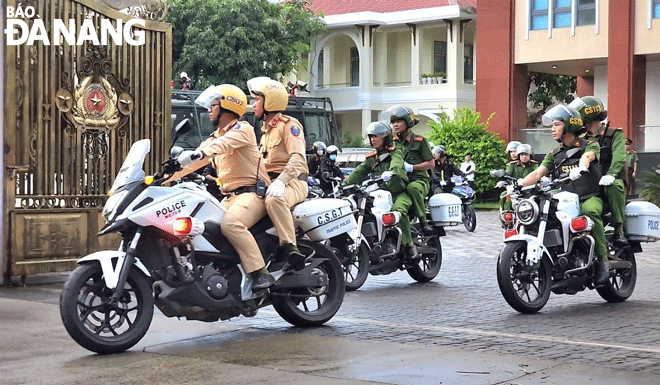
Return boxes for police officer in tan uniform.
[247,77,309,267]
[177,84,274,290]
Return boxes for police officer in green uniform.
[500,144,539,211]
[570,96,628,246]
[385,105,435,234]
[343,122,416,256]
[520,104,610,284]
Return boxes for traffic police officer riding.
[177,84,274,290]
[247,77,309,269]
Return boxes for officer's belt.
[268,172,308,181]
[227,185,257,195]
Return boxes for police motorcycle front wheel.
[59,263,154,354]
[272,240,345,326]
[497,241,552,314]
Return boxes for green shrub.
[341,131,369,148]
[639,168,660,206]
[425,108,507,196]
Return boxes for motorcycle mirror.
[171,118,193,151]
[170,146,184,159]
[490,169,506,178]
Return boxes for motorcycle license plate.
[448,205,460,218]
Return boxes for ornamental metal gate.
[3,0,171,279]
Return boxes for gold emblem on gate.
[71,76,120,128]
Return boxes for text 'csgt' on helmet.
[194,84,247,117]
[247,77,289,113]
[542,104,584,135]
[365,121,393,146]
[569,96,607,123]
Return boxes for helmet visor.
[195,85,222,109]
[568,97,586,111]
[542,104,571,127]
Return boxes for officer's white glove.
[177,150,203,166]
[440,180,447,186]
[569,166,588,180]
[381,171,394,181]
[599,175,615,186]
[540,176,551,187]
[517,178,525,186]
[404,162,414,173]
[495,181,506,188]
[266,179,286,197]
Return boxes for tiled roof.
[308,0,477,16]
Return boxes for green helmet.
[365,121,393,146]
[542,104,584,136]
[384,104,419,128]
[568,96,607,123]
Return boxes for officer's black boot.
[613,226,628,248]
[420,219,435,235]
[251,268,275,290]
[281,243,307,272]
[594,260,610,285]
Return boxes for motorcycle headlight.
[515,199,539,225]
[102,190,129,221]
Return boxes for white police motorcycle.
[59,128,351,354]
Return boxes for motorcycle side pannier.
[429,193,463,226]
[292,199,357,241]
[625,201,660,242]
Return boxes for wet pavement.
[2,210,660,384]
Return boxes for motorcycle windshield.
[109,139,150,193]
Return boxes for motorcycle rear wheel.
[407,235,442,282]
[59,263,154,354]
[596,249,637,302]
[273,241,345,326]
[497,241,552,314]
[462,204,477,232]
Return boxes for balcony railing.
[316,82,357,90]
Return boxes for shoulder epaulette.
[366,151,378,159]
[279,115,290,123]
[387,145,396,152]
[530,159,539,164]
[414,136,424,142]
[507,160,518,165]
[392,136,400,142]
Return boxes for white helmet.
[180,72,188,78]
[506,141,522,153]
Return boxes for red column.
[476,0,527,142]
[608,0,646,140]
[576,76,594,97]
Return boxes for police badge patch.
[290,125,301,137]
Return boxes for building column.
[410,24,420,86]
[608,0,646,142]
[361,109,372,137]
[576,76,595,97]
[323,40,332,88]
[476,0,526,141]
[375,32,387,87]
[1,4,5,285]
[446,19,464,87]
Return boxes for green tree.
[165,0,325,90]
[527,72,577,126]
[341,131,369,148]
[426,108,507,196]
